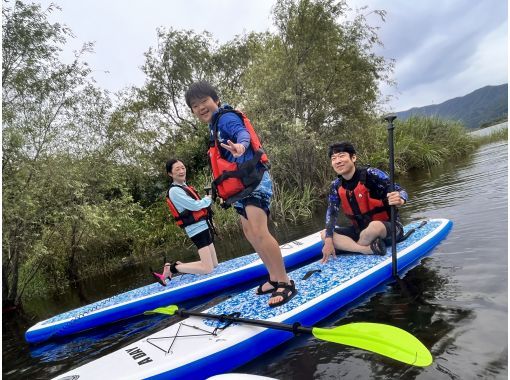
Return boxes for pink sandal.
[150,269,167,286]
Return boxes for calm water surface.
[2,141,507,379]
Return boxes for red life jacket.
[166,184,209,228]
[208,108,269,205]
[336,169,390,230]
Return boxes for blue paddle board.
[25,231,323,344]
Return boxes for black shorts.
[189,228,213,249]
[234,196,270,220]
[334,221,404,244]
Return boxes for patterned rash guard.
[324,167,409,238]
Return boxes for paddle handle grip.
[385,115,398,278]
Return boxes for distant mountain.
[396,83,508,129]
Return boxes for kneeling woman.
[152,159,218,286]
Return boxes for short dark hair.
[166,158,184,174]
[328,142,356,158]
[184,81,219,108]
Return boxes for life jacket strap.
[211,149,266,206]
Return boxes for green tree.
[134,0,394,220]
[1,1,118,304]
[135,28,262,180]
[241,0,391,191]
[3,0,73,304]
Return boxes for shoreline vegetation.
[2,1,507,305]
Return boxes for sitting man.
[321,142,408,263]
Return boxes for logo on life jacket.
[208,108,269,205]
[336,168,390,230]
[166,184,209,228]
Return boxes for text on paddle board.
[126,347,153,365]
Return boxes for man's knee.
[368,221,386,233]
[247,226,267,243]
[242,223,253,240]
[360,221,386,240]
[244,218,268,240]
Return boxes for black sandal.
[256,280,279,295]
[269,280,297,308]
[370,238,387,256]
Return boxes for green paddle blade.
[312,322,433,367]
[144,304,179,316]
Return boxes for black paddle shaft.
[176,308,313,335]
[384,115,398,278]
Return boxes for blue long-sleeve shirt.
[168,183,212,238]
[325,167,408,238]
[209,104,255,164]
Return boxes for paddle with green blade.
[146,305,433,367]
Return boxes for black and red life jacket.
[166,184,209,228]
[336,168,390,230]
[208,108,269,205]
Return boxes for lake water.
[469,121,508,137]
[2,140,508,379]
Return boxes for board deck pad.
[206,219,439,322]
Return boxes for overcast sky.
[34,0,508,111]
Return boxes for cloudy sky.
[34,0,507,111]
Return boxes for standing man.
[321,142,408,263]
[184,81,297,307]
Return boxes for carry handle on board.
[146,305,433,367]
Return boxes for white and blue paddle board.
[26,231,323,344]
[52,218,452,380]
